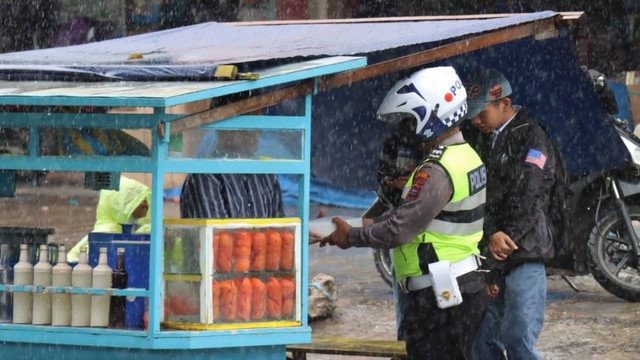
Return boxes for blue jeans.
[471,262,546,360]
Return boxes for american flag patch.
[525,149,547,169]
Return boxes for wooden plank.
[168,81,314,135]
[317,17,557,91]
[230,12,584,26]
[287,337,406,358]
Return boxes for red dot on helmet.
[444,93,454,102]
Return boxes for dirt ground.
[307,253,640,360]
[2,177,640,359]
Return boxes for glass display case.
[162,218,301,330]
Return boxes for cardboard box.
[627,84,640,126]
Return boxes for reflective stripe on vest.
[393,143,486,281]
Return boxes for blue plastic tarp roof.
[0,12,555,68]
[0,11,631,206]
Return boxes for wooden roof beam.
[168,80,314,135]
[317,17,559,91]
[230,12,585,28]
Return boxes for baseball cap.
[463,68,513,119]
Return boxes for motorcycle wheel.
[372,248,394,288]
[587,205,640,302]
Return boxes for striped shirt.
[180,173,285,219]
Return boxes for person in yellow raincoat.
[68,176,151,262]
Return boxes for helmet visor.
[377,112,411,126]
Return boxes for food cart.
[0,55,366,358]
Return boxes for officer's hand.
[489,231,518,261]
[485,284,500,298]
[320,217,352,249]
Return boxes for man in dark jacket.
[463,68,556,360]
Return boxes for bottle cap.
[117,247,125,253]
[40,244,47,250]
[20,244,28,249]
[100,247,107,253]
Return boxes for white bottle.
[71,247,92,327]
[32,244,52,325]
[90,247,112,327]
[52,245,72,326]
[12,244,33,324]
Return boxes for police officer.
[462,68,557,360]
[322,66,489,360]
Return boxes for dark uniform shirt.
[180,173,284,219]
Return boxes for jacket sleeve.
[502,125,556,248]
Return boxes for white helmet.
[377,66,467,141]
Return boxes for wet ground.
[2,177,640,359]
[308,206,640,360]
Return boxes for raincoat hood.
[93,176,151,234]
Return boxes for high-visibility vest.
[393,143,486,281]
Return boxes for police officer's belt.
[404,255,480,292]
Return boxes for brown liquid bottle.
[0,244,12,323]
[109,247,127,328]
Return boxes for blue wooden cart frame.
[0,55,366,359]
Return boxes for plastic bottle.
[109,247,127,328]
[0,244,13,322]
[32,244,52,325]
[71,247,92,327]
[13,244,33,324]
[90,247,112,327]
[51,245,72,326]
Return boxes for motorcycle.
[373,68,640,301]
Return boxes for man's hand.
[485,284,500,298]
[320,217,352,249]
[488,231,518,260]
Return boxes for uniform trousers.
[400,272,488,360]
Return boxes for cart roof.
[0,12,559,69]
